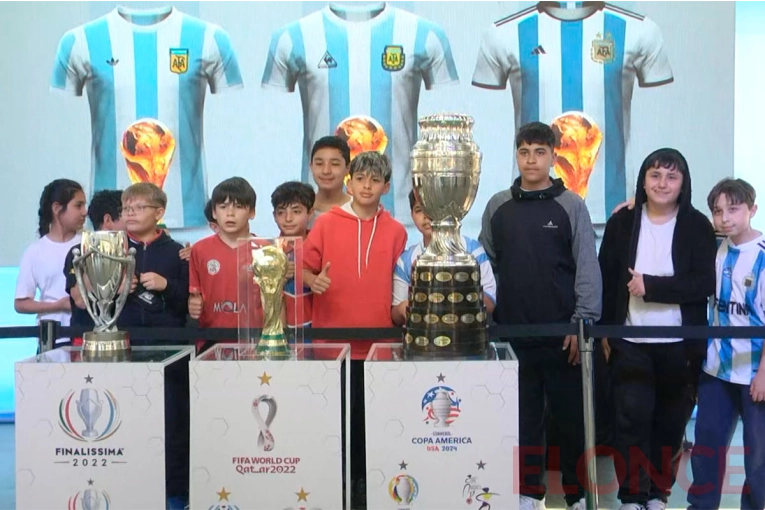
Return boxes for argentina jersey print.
[262,3,459,223]
[50,6,243,229]
[472,1,673,224]
[706,235,765,385]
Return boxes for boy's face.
[310,148,349,192]
[273,203,312,237]
[411,202,432,237]
[122,198,164,235]
[212,199,255,235]
[57,191,88,232]
[516,142,554,187]
[644,164,683,208]
[347,171,389,208]
[712,193,757,239]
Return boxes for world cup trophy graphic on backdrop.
[251,244,291,359]
[551,112,603,199]
[72,231,136,359]
[252,395,277,452]
[121,119,176,190]
[404,114,487,359]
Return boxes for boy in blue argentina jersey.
[689,178,765,510]
[392,190,496,326]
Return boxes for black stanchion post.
[578,318,598,510]
[38,320,59,354]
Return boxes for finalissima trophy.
[72,231,136,360]
[251,244,291,359]
[404,113,487,360]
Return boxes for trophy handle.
[109,248,137,330]
[73,248,104,330]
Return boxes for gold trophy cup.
[251,244,290,359]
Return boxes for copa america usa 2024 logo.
[411,373,473,452]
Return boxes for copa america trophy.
[251,244,291,359]
[404,113,487,359]
[72,231,136,360]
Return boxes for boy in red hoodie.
[303,151,407,507]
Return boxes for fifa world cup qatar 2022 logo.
[59,386,122,442]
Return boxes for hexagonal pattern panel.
[209,418,229,437]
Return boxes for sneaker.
[567,497,586,510]
[618,505,646,510]
[646,499,667,510]
[520,495,546,510]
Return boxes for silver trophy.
[72,231,136,360]
[76,388,103,438]
[81,488,101,510]
[405,114,486,359]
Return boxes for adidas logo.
[106,57,119,66]
[318,51,337,69]
[543,220,558,229]
[531,45,546,56]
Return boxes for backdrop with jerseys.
[0,1,741,416]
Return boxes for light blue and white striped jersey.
[705,235,765,385]
[262,3,459,223]
[50,6,243,229]
[472,2,673,225]
[392,236,497,306]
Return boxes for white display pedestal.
[365,343,519,510]
[190,343,351,510]
[14,345,194,510]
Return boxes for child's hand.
[751,370,765,402]
[140,272,167,292]
[189,293,204,319]
[179,242,192,261]
[285,261,295,281]
[311,262,331,294]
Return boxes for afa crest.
[382,45,405,71]
[591,33,615,64]
[170,48,189,74]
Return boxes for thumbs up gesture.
[311,262,332,295]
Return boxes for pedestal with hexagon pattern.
[14,345,194,509]
[189,343,351,510]
[364,342,519,510]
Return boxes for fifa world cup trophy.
[251,244,291,359]
[72,231,136,360]
[405,114,487,359]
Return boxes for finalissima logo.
[68,480,111,510]
[59,386,122,442]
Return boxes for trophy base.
[256,333,291,360]
[82,331,131,362]
[403,262,488,360]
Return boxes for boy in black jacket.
[598,149,716,510]
[120,182,190,510]
[120,183,189,334]
[479,122,602,510]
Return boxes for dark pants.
[341,360,366,509]
[164,352,191,500]
[609,339,690,505]
[514,340,585,507]
[689,372,765,510]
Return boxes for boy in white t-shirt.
[689,178,765,510]
[391,190,496,326]
[14,179,87,346]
